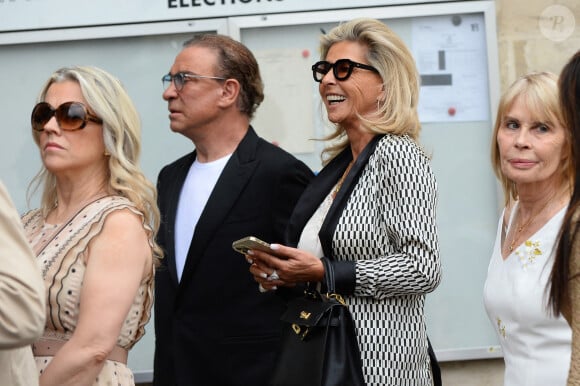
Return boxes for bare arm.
[39,209,151,386]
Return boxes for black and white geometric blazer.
[287,133,441,386]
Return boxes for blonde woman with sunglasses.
[23,65,162,386]
[248,18,441,386]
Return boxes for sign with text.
[0,0,446,32]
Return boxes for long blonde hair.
[28,65,163,261]
[318,18,421,164]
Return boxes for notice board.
[0,1,501,382]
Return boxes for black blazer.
[153,127,313,386]
[286,135,383,295]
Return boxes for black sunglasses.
[31,102,102,132]
[162,72,226,91]
[311,59,379,82]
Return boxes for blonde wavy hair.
[318,18,421,164]
[28,65,163,262]
[490,71,572,206]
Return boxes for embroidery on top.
[515,239,542,270]
[496,317,506,339]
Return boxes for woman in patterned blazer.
[248,18,441,386]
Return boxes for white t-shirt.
[174,154,232,281]
[483,203,571,386]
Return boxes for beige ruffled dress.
[21,196,154,386]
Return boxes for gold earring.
[104,151,111,157]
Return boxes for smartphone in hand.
[232,236,272,255]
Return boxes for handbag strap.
[304,258,337,297]
[303,258,346,306]
[321,257,338,295]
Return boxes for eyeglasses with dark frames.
[311,59,379,82]
[162,72,227,91]
[31,102,102,132]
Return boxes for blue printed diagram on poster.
[412,14,490,123]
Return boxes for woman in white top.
[483,71,573,385]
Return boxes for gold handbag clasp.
[291,323,310,340]
[327,293,346,305]
[292,323,301,334]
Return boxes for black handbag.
[270,257,366,386]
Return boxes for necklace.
[331,161,354,199]
[50,191,109,225]
[507,199,552,252]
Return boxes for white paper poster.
[412,14,490,122]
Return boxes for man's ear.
[218,78,240,108]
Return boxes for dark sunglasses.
[311,59,379,82]
[31,102,102,132]
[162,72,226,91]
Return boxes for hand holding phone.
[232,236,272,255]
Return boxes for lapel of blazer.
[177,127,260,290]
[286,148,351,248]
[318,135,383,258]
[161,152,196,285]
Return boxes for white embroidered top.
[483,203,572,386]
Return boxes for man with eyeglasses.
[153,34,313,386]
